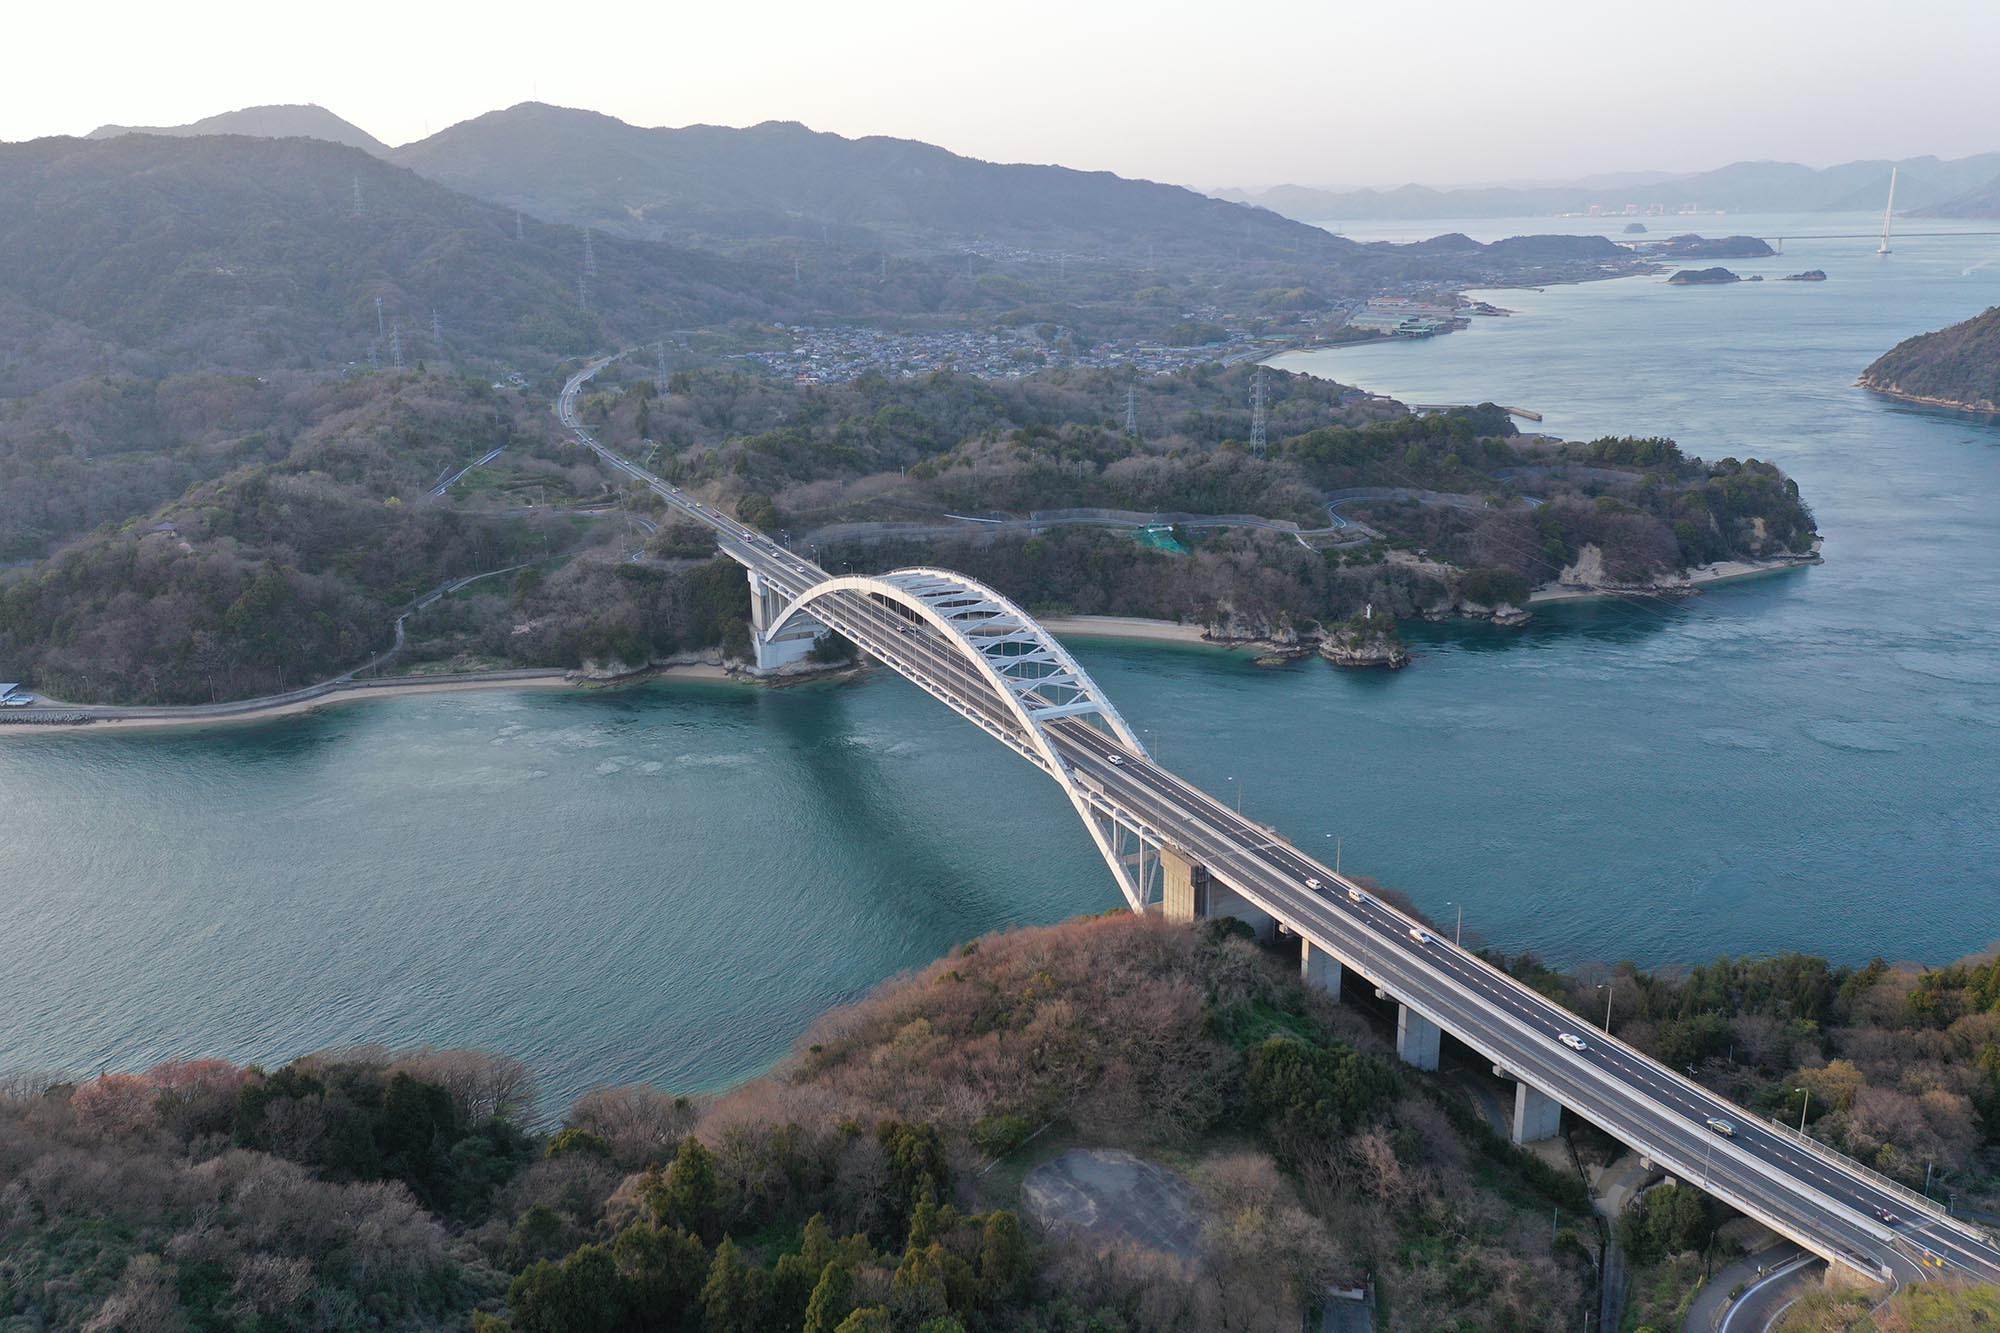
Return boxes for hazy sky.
[13,0,1999,188]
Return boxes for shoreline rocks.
[1317,611,1410,670]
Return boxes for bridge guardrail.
[1761,1116,1991,1244]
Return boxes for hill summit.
[87,103,388,155]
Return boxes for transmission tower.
[656,341,669,395]
[351,176,364,217]
[581,226,597,276]
[1124,386,1139,436]
[794,255,802,284]
[373,296,385,340]
[390,322,404,370]
[1249,369,1268,454]
[430,307,442,348]
[880,252,888,284]
[515,210,525,241]
[577,270,589,311]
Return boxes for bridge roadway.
[560,361,2000,1289]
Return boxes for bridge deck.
[558,357,1998,1288]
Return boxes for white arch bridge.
[561,360,2000,1289]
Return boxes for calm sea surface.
[5,213,1999,1110]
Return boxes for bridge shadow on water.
[750,670,1081,939]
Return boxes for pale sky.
[11,0,1999,189]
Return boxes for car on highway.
[1305,877,1323,891]
[1106,754,1124,766]
[1558,1032,1588,1051]
[1346,886,1370,905]
[1875,1206,1900,1225]
[1705,1116,1737,1137]
[1409,926,1433,944]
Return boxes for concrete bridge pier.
[1396,1004,1441,1071]
[1301,939,1342,994]
[747,568,824,673]
[1511,1081,1564,1143]
[1161,848,1276,939]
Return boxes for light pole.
[1446,900,1462,945]
[1794,1087,1809,1134]
[1225,776,1241,814]
[1597,982,1615,1032]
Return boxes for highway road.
[559,357,2000,1289]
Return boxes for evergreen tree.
[802,1260,855,1333]
[701,1237,763,1333]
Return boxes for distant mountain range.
[88,103,389,156]
[1218,155,2000,222]
[0,134,798,392]
[84,102,1360,264]
[383,103,1357,264]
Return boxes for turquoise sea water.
[4,215,1999,1109]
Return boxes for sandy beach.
[0,662,745,736]
[1036,614,1212,645]
[1527,555,1817,606]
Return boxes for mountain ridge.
[384,101,1357,263]
[86,103,389,155]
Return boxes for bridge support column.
[1396,1004,1441,1071]
[1511,1081,1563,1144]
[746,568,823,674]
[1301,939,1342,995]
[1161,847,1207,924]
[1159,847,1274,939]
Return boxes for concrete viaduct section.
[747,569,825,672]
[1163,847,1558,1143]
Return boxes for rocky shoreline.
[1857,376,2000,416]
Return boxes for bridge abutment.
[1396,1004,1442,1071]
[746,568,824,673]
[1301,939,1343,994]
[1159,847,1275,939]
[1511,1081,1564,1143]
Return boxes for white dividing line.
[1719,1254,1817,1333]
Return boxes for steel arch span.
[764,567,1164,911]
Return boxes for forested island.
[1860,306,2000,414]
[6,907,1998,1331]
[0,363,1819,705]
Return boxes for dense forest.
[0,915,1599,1332]
[0,361,1820,704]
[7,914,1999,1331]
[0,373,591,702]
[1861,306,2000,413]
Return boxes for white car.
[1305,877,1323,891]
[1706,1117,1737,1138]
[1346,886,1369,905]
[1106,754,1124,766]
[1409,926,1433,944]
[1558,1032,1588,1052]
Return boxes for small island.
[1649,233,1777,259]
[1859,304,2000,414]
[1667,267,1741,286]
[1623,221,1648,234]
[1781,269,1828,282]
